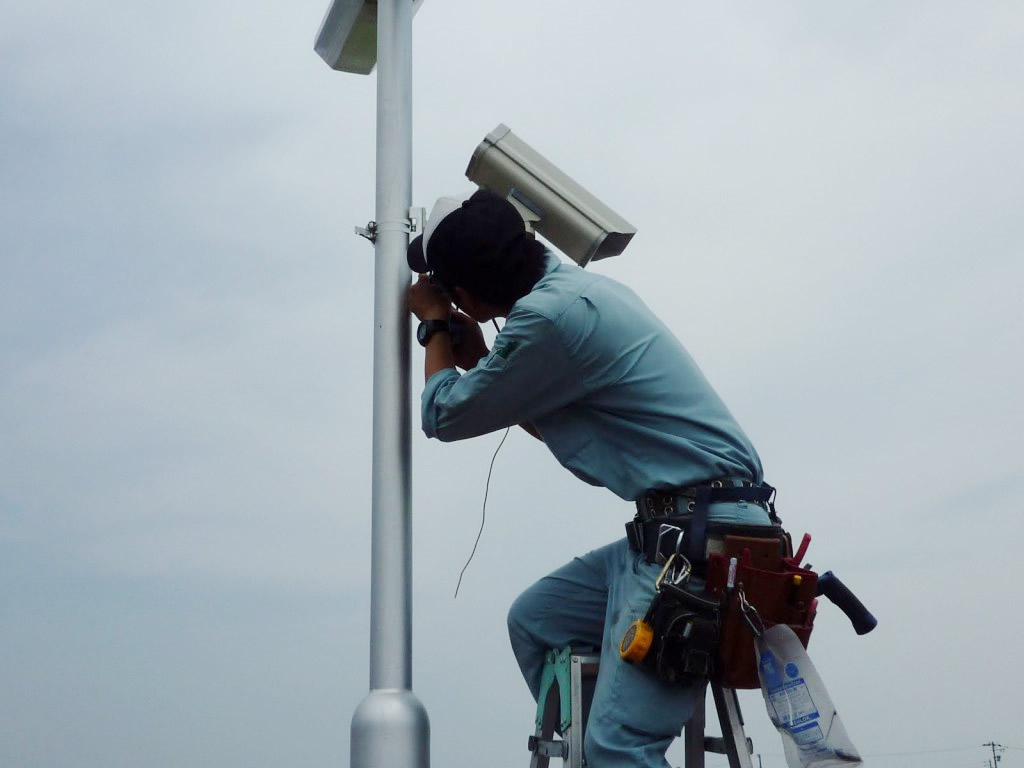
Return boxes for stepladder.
[528,648,598,768]
[527,647,755,768]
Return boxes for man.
[407,189,773,768]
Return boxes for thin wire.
[454,426,511,598]
[755,744,998,762]
[859,745,985,757]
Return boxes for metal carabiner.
[655,552,693,591]
[737,585,765,637]
[655,553,677,590]
[669,555,692,587]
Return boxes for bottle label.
[767,677,820,728]
[790,720,825,745]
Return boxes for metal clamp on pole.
[354,208,424,244]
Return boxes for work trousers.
[507,502,771,768]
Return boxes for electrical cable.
[454,426,510,598]
[453,317,508,599]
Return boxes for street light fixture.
[315,0,423,74]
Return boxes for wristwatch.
[416,318,451,347]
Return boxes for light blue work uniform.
[421,253,770,768]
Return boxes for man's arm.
[423,327,455,382]
[427,323,541,441]
[449,311,543,441]
[408,274,456,383]
[410,275,584,442]
[420,309,586,442]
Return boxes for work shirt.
[421,253,763,502]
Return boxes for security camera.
[465,124,637,267]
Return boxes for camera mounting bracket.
[353,206,426,245]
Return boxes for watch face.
[417,322,429,346]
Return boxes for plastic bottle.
[755,624,862,768]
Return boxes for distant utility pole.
[984,741,1005,768]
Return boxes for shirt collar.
[541,250,560,276]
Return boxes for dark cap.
[407,189,526,277]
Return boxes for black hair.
[434,235,548,308]
[425,190,549,308]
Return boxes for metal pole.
[350,0,429,765]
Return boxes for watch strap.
[418,318,451,347]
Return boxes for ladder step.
[528,736,568,760]
[703,736,753,755]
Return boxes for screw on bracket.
[355,221,377,243]
[408,206,425,235]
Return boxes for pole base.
[351,688,430,768]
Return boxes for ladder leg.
[683,684,707,768]
[567,654,585,768]
[565,653,599,768]
[529,682,561,768]
[711,684,754,768]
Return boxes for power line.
[749,742,1014,766]
[750,745,979,761]
[859,746,980,757]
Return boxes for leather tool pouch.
[706,534,817,689]
[642,583,721,686]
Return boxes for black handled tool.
[816,571,877,635]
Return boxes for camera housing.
[466,124,637,267]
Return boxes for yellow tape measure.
[618,618,654,662]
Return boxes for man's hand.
[450,311,489,370]
[408,274,451,322]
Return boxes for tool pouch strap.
[687,484,777,566]
[687,486,710,564]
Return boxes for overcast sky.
[2,1,1022,767]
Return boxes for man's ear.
[452,286,473,311]
[452,287,496,323]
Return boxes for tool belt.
[627,519,786,571]
[626,480,780,566]
[622,480,817,689]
